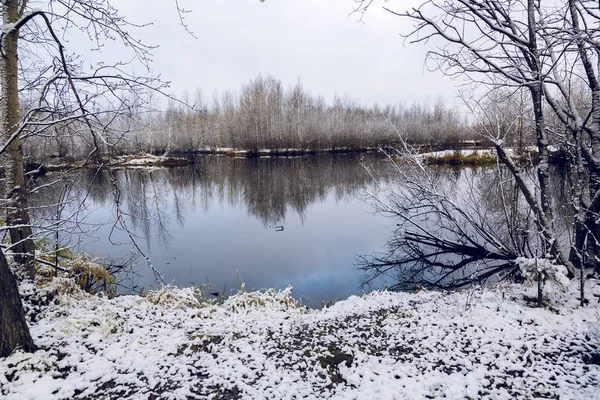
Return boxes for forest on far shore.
[22,74,544,162]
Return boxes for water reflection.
[98,155,384,230]
[32,154,576,303]
[32,154,394,306]
[359,163,574,291]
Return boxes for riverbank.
[205,147,376,158]
[37,149,376,174]
[34,147,554,174]
[418,148,539,166]
[41,154,191,173]
[1,278,599,399]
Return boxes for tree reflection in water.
[33,155,571,303]
[359,164,575,291]
[31,153,394,305]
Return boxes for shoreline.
[29,146,569,175]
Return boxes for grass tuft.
[425,151,498,166]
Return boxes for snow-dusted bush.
[35,243,115,295]
[516,258,570,287]
[222,285,301,313]
[144,285,202,309]
[516,257,570,304]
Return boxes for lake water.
[36,153,397,306]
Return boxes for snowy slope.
[1,280,599,399]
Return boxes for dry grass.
[424,152,499,166]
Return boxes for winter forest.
[23,74,469,160]
[1,0,600,399]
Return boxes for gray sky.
[111,0,460,108]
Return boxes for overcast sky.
[109,0,460,109]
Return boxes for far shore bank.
[27,145,571,175]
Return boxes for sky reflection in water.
[69,154,394,306]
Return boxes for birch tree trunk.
[1,0,36,280]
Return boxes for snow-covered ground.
[110,154,188,168]
[1,279,599,399]
[419,149,497,158]
[418,146,543,160]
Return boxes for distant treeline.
[24,75,470,162]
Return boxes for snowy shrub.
[35,277,89,304]
[67,254,115,294]
[34,243,115,295]
[145,285,202,309]
[223,285,300,313]
[516,257,570,304]
[516,258,570,288]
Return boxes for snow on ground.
[111,154,184,166]
[418,149,500,159]
[1,280,599,399]
[418,146,541,160]
[419,149,493,158]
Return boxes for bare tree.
[139,75,465,155]
[355,0,600,303]
[0,0,195,357]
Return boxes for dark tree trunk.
[0,248,35,357]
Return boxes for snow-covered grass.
[419,146,541,159]
[1,280,599,399]
[417,148,539,166]
[419,149,498,158]
[207,147,374,158]
[111,153,189,168]
[44,153,190,172]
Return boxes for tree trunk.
[1,0,36,280]
[530,85,555,230]
[0,247,35,357]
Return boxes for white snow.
[516,257,571,289]
[419,149,498,158]
[419,147,539,159]
[109,153,187,167]
[1,280,599,399]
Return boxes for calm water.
[35,154,396,306]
